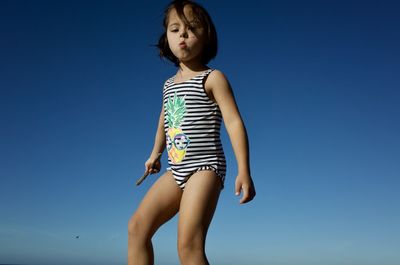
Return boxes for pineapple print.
[165,91,190,163]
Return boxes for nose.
[179,28,188,38]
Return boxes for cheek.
[189,34,205,46]
[166,33,175,45]
[166,31,172,39]
[168,38,180,52]
[190,39,205,52]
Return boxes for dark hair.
[157,0,218,66]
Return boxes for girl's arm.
[146,105,166,174]
[206,70,256,204]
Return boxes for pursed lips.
[179,41,187,48]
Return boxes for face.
[166,6,206,64]
[166,128,190,163]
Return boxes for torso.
[162,68,226,188]
[173,69,216,104]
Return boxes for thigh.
[178,170,222,242]
[131,170,183,237]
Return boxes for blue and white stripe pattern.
[163,68,226,189]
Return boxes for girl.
[128,1,256,264]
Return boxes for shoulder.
[163,75,175,88]
[208,69,229,83]
[206,69,231,90]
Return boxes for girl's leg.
[177,170,222,265]
[128,171,182,265]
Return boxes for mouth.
[179,42,187,48]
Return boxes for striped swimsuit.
[163,68,226,189]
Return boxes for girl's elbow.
[225,117,244,131]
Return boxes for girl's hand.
[235,174,256,204]
[144,153,162,175]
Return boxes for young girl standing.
[128,1,256,264]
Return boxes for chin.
[177,55,194,62]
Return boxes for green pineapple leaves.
[166,91,186,128]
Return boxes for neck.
[178,61,208,76]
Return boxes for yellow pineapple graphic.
[165,91,190,163]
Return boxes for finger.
[145,161,152,170]
[240,185,250,204]
[149,165,160,174]
[154,161,161,171]
[243,187,256,204]
[235,179,241,196]
[144,164,152,175]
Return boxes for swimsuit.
[163,68,226,189]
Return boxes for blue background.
[1,1,399,265]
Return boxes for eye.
[174,134,190,150]
[166,135,172,151]
[188,24,197,31]
[188,21,201,30]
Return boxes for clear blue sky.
[1,1,399,265]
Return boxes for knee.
[177,237,205,262]
[128,214,148,241]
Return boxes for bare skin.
[167,7,256,204]
[128,4,255,265]
[128,169,221,265]
[128,171,181,265]
[205,70,256,204]
[177,170,222,265]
